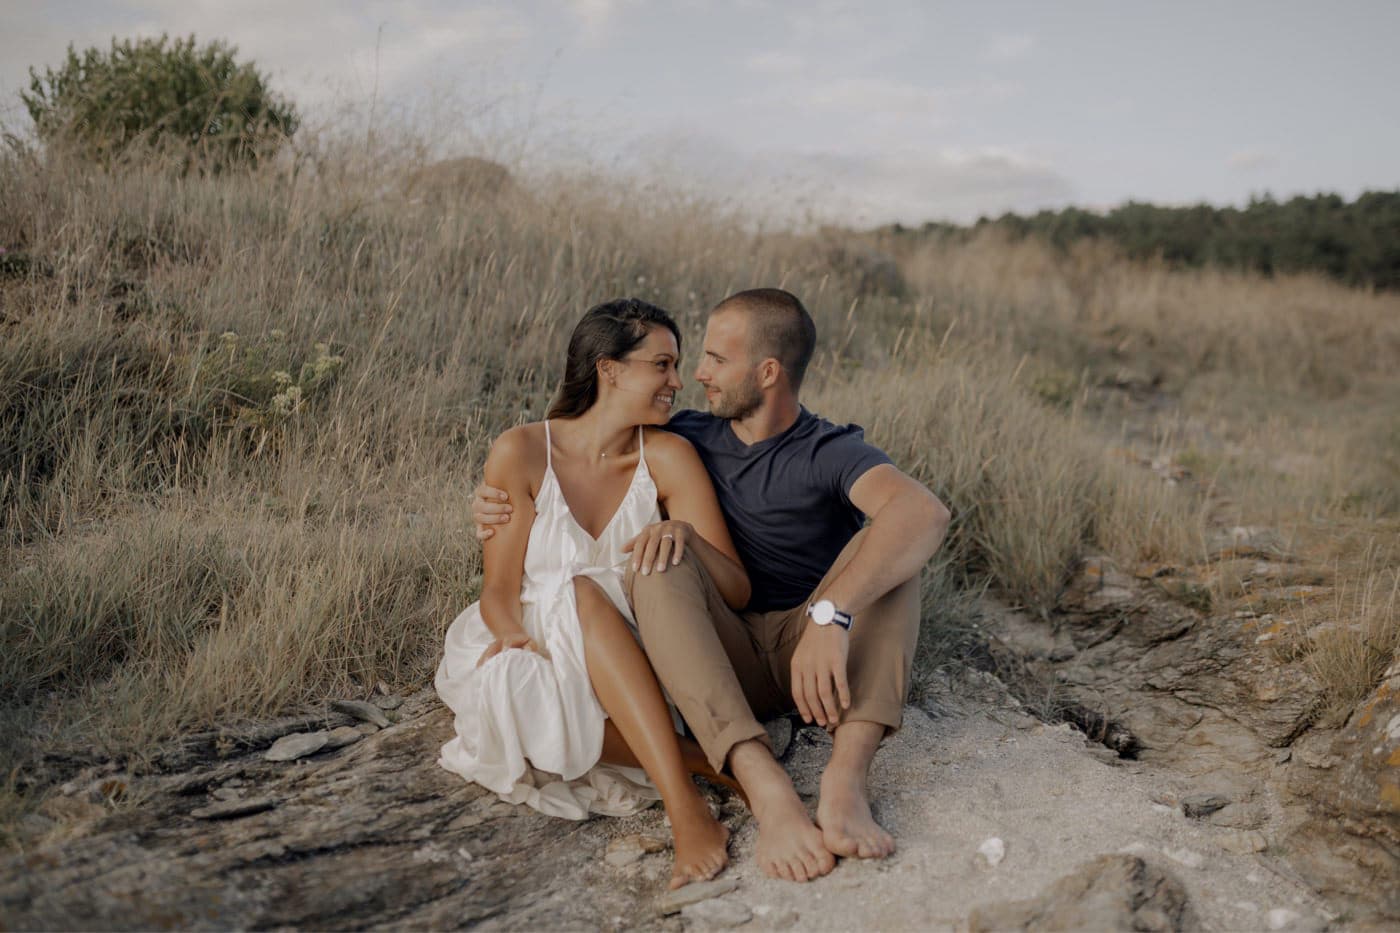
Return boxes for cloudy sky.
[3,0,1396,225]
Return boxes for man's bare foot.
[668,795,731,890]
[681,737,749,808]
[816,769,894,859]
[731,740,835,882]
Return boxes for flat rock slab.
[967,854,1196,932]
[681,895,752,928]
[657,877,740,915]
[264,731,330,762]
[331,699,392,729]
[2,689,1333,931]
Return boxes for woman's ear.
[597,358,617,387]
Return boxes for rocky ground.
[4,480,1397,931]
[3,624,1386,932]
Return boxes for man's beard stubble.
[707,373,763,421]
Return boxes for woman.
[436,298,750,889]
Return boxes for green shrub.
[21,34,299,168]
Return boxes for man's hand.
[622,520,694,575]
[476,632,545,667]
[789,622,851,728]
[472,482,513,541]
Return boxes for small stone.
[1218,831,1268,855]
[1267,908,1302,930]
[656,877,740,915]
[331,699,391,728]
[977,836,1007,867]
[264,731,329,762]
[354,722,380,736]
[1207,802,1266,830]
[210,786,242,801]
[59,781,78,796]
[1181,794,1230,819]
[681,897,752,928]
[376,680,391,695]
[605,835,646,867]
[190,797,276,820]
[322,725,364,749]
[373,694,404,710]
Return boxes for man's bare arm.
[787,463,949,727]
[819,464,950,617]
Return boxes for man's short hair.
[712,288,817,390]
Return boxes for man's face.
[695,310,763,420]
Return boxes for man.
[474,288,950,881]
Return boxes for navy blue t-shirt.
[663,407,892,612]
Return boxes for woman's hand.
[622,520,695,576]
[476,632,546,668]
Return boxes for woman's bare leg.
[575,577,730,889]
[602,723,748,806]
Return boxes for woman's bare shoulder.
[643,425,699,457]
[487,422,548,474]
[641,426,704,484]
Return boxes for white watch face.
[811,600,835,624]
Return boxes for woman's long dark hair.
[546,298,682,419]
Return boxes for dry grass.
[1,125,1396,781]
[886,229,1400,400]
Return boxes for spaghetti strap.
[544,420,553,470]
[637,425,645,466]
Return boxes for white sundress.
[435,422,666,819]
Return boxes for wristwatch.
[806,598,853,631]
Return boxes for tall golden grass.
[1,130,1396,774]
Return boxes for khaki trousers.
[626,529,921,773]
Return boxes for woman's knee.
[573,576,621,635]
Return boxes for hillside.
[2,137,1398,928]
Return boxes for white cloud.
[804,76,950,119]
[984,34,1035,62]
[806,146,1075,225]
[565,0,637,44]
[627,131,1074,227]
[745,49,805,74]
[1227,149,1278,172]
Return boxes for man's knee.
[625,546,707,606]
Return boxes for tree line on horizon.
[897,191,1400,291]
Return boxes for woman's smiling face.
[607,325,683,424]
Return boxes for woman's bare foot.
[816,768,895,859]
[731,740,836,882]
[668,794,731,890]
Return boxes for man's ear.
[757,358,782,390]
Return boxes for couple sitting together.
[435,288,950,889]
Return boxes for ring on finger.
[661,533,674,540]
